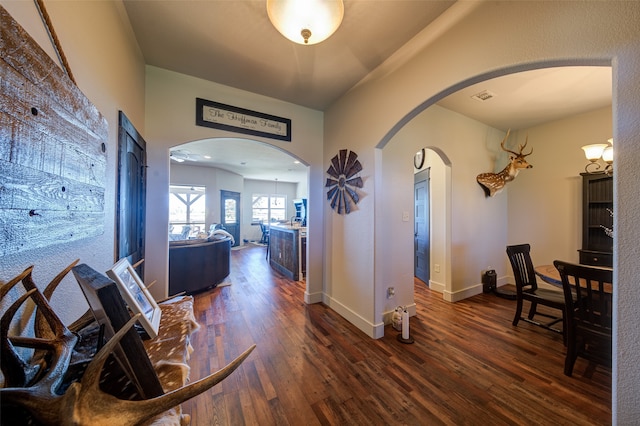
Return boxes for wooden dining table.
[534,264,613,293]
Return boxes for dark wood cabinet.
[579,173,613,267]
[269,225,305,281]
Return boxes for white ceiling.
[438,66,612,131]
[123,1,612,182]
[170,138,309,183]
[123,0,456,111]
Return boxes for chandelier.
[582,138,613,175]
[266,0,344,45]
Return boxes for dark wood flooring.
[182,244,611,425]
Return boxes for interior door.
[220,190,240,247]
[414,168,430,285]
[116,111,146,278]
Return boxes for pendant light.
[267,0,344,45]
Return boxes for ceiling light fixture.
[170,150,190,162]
[266,0,344,45]
[582,138,613,175]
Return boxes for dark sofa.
[168,236,231,295]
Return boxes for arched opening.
[413,147,451,294]
[376,63,612,330]
[167,137,311,294]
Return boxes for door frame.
[220,190,241,247]
[414,168,430,285]
[116,111,146,278]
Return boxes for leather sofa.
[168,236,231,295]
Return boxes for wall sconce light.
[267,0,344,45]
[582,138,613,175]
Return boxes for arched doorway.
[376,64,611,327]
[413,147,451,292]
[168,137,311,287]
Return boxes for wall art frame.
[106,258,161,339]
[196,97,291,141]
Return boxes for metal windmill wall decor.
[325,149,363,214]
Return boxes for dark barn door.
[116,111,146,277]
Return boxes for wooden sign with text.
[196,98,291,142]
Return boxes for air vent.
[471,90,496,102]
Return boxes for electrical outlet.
[434,264,440,273]
[402,211,410,222]
[387,287,395,298]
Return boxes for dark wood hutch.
[579,172,613,267]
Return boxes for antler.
[500,130,533,157]
[1,287,40,387]
[2,266,256,425]
[1,268,78,391]
[63,315,256,426]
[2,309,255,425]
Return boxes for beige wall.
[0,1,145,324]
[507,107,613,268]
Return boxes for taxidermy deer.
[477,130,533,197]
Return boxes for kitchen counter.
[268,224,306,281]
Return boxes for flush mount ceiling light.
[267,0,344,45]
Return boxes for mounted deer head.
[476,130,533,197]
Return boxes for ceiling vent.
[471,90,496,102]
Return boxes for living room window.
[169,185,206,238]
[252,194,286,223]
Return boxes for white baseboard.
[322,294,384,339]
[318,275,509,338]
[304,290,323,304]
[444,283,483,302]
[429,279,445,293]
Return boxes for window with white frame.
[169,185,206,238]
[252,194,286,223]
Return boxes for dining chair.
[259,222,270,260]
[506,244,567,337]
[553,260,612,377]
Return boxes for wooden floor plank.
[182,244,611,425]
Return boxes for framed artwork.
[107,258,161,339]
